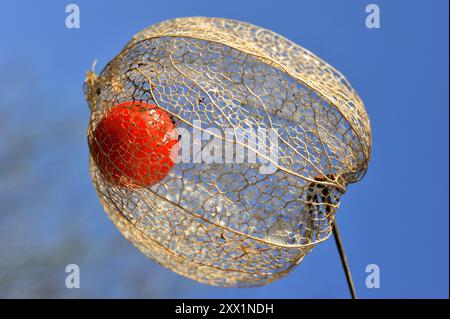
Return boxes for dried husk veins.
[86,17,371,287]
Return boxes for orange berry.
[91,101,178,189]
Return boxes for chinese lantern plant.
[85,17,372,290]
[90,100,179,189]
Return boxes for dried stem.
[333,220,357,299]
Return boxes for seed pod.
[85,17,371,287]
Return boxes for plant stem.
[332,221,357,299]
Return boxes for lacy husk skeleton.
[85,17,371,287]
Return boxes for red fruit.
[91,101,178,189]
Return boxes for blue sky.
[0,0,448,298]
